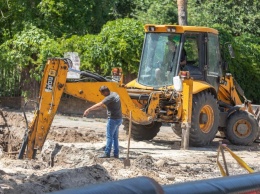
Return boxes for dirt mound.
[0,110,26,152]
[134,155,155,169]
[1,164,112,194]
[47,127,105,143]
[0,109,26,128]
[0,111,259,194]
[2,157,48,170]
[40,141,98,168]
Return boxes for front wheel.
[225,110,259,145]
[190,91,219,146]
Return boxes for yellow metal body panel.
[180,78,193,149]
[26,59,69,158]
[126,79,214,95]
[181,79,193,123]
[192,80,215,95]
[126,79,158,90]
[64,82,160,125]
[21,23,252,159]
[144,25,218,34]
[218,75,242,106]
[23,59,163,159]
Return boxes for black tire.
[171,123,182,137]
[123,119,162,140]
[225,110,258,145]
[190,91,219,146]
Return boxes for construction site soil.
[0,109,259,193]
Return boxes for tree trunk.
[21,54,40,100]
[177,0,188,26]
[20,65,40,99]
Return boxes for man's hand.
[83,102,104,117]
[83,109,90,117]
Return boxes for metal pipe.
[50,176,163,194]
[163,173,260,194]
[219,141,229,176]
[50,173,260,194]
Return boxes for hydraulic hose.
[18,100,39,159]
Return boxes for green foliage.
[112,0,136,18]
[188,0,260,36]
[230,35,260,103]
[0,24,50,81]
[0,0,259,103]
[31,18,143,77]
[98,18,144,74]
[35,11,144,76]
[188,1,260,103]
[133,0,178,24]
[0,0,42,43]
[0,0,122,42]
[38,0,116,37]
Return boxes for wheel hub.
[233,119,251,137]
[200,113,208,124]
[199,105,214,133]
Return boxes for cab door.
[206,33,222,91]
[182,32,206,81]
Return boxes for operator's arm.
[83,102,104,117]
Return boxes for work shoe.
[96,145,106,151]
[114,155,119,159]
[98,153,110,158]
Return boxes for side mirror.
[222,61,228,71]
[228,44,235,58]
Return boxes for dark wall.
[58,97,107,118]
[0,96,107,118]
[0,97,21,109]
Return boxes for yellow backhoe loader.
[18,25,260,159]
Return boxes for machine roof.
[144,24,218,34]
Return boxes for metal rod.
[219,141,229,176]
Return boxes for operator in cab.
[83,86,122,158]
[155,35,187,84]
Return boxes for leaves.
[133,0,178,24]
[0,24,50,80]
[0,0,259,102]
[188,0,260,36]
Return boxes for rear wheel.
[123,119,161,141]
[225,111,258,145]
[190,91,219,146]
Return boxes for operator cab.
[138,33,182,88]
[137,25,222,91]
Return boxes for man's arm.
[83,101,104,117]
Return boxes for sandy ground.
[0,109,259,193]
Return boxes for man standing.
[83,86,122,158]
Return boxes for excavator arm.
[19,59,68,159]
[218,73,259,117]
[18,58,162,159]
